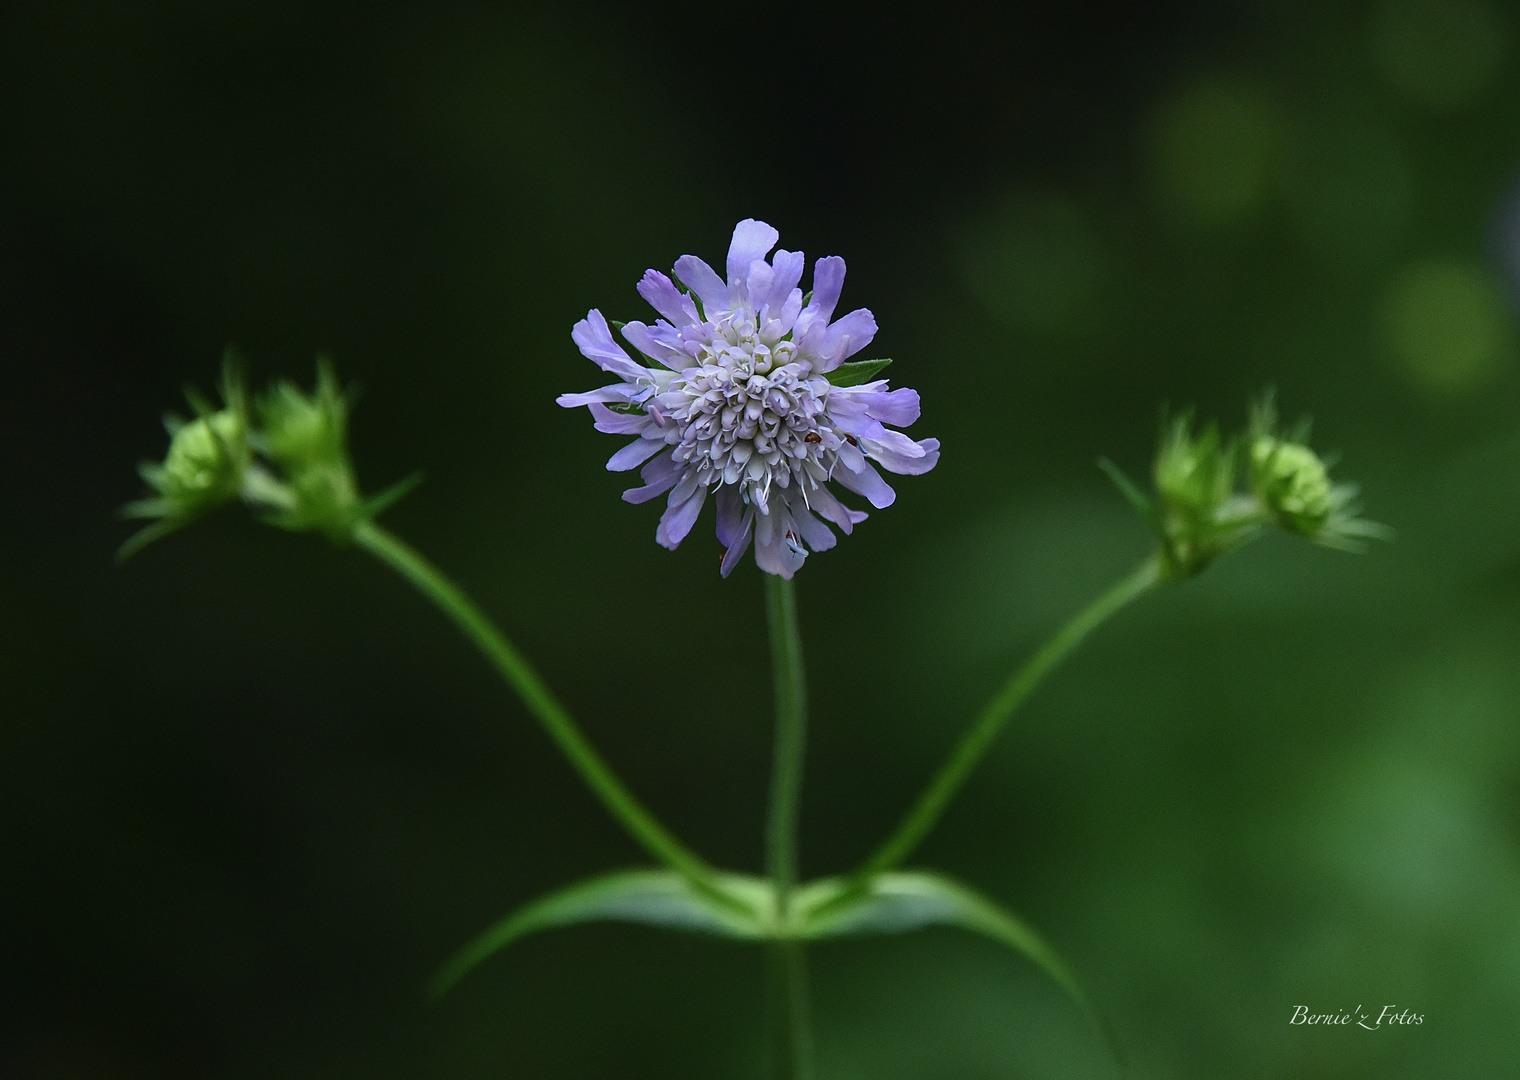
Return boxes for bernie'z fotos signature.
[1290,1005,1424,1029]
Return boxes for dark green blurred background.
[5,0,1520,1075]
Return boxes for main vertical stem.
[764,574,811,1080]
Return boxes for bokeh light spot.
[1380,260,1512,392]
[1146,78,1282,226]
[1372,0,1506,109]
[1316,756,1504,917]
[959,192,1105,331]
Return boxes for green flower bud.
[1245,392,1392,551]
[261,366,347,468]
[1154,416,1234,524]
[1149,414,1260,580]
[1249,436,1332,537]
[155,408,249,511]
[252,360,362,539]
[119,364,251,559]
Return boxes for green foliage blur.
[5,0,1520,1076]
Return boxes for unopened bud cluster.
[248,362,364,538]
[144,395,252,518]
[122,357,405,558]
[1151,415,1260,579]
[1243,396,1388,553]
[1105,395,1388,582]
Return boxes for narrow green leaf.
[794,871,1093,1017]
[827,358,893,387]
[431,869,770,997]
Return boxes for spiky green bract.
[119,360,252,559]
[1247,395,1393,551]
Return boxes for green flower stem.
[765,574,808,905]
[764,573,811,1079]
[857,555,1162,880]
[351,519,729,903]
[766,940,812,1080]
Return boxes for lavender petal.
[589,402,652,435]
[753,508,806,578]
[726,219,780,286]
[715,483,746,547]
[656,484,709,550]
[622,452,682,503]
[572,310,646,380]
[865,436,941,476]
[719,507,756,577]
[814,308,879,370]
[621,321,683,367]
[636,269,700,325]
[607,436,667,472]
[557,385,634,409]
[674,255,728,313]
[789,494,836,552]
[807,483,866,534]
[794,256,846,339]
[852,386,921,427]
[833,458,897,508]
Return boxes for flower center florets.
[657,315,843,514]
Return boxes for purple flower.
[558,219,940,579]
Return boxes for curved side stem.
[351,520,723,896]
[857,556,1162,880]
[764,574,811,1080]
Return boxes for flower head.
[119,362,252,559]
[559,219,939,578]
[1249,438,1332,534]
[1246,396,1391,551]
[1150,413,1260,579]
[154,405,250,511]
[250,359,364,539]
